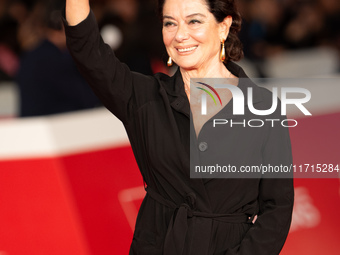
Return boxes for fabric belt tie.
[145,186,255,255]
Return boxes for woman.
[63,0,294,254]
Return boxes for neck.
[180,60,231,103]
[180,61,230,88]
[46,29,67,51]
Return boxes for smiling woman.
[160,0,243,67]
[162,0,229,72]
[63,0,294,254]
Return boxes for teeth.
[178,46,197,52]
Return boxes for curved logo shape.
[196,82,222,106]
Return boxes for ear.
[219,15,232,41]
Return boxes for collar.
[156,61,263,116]
[226,61,263,105]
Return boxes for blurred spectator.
[238,0,340,75]
[246,0,339,52]
[16,0,100,117]
[17,1,46,52]
[91,0,167,75]
[0,0,32,81]
[318,0,340,52]
[283,0,324,49]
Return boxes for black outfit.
[63,10,294,255]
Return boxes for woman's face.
[162,0,230,71]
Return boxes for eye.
[189,19,201,24]
[163,21,176,27]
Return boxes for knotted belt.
[145,186,255,255]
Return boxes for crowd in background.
[238,0,340,59]
[0,0,339,116]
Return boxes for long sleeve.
[226,94,294,255]
[62,9,149,124]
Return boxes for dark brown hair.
[157,0,243,62]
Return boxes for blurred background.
[0,0,340,117]
[0,0,339,254]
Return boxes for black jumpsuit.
[63,10,294,255]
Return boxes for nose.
[175,24,189,42]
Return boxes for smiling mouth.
[176,46,198,53]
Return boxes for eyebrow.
[162,13,206,20]
[187,13,206,18]
[163,15,175,20]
